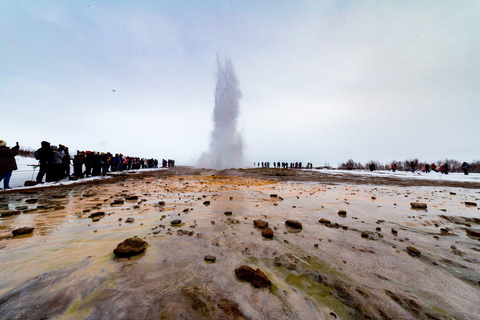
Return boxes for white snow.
[3,156,166,190]
[312,168,480,183]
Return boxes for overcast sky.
[1,1,479,166]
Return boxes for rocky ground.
[0,167,479,319]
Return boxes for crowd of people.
[254,162,313,169]
[0,139,173,189]
[35,141,173,183]
[390,162,470,175]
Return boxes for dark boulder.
[410,203,427,209]
[224,211,233,216]
[171,219,182,225]
[125,195,139,201]
[251,269,272,288]
[262,227,274,239]
[285,220,302,229]
[110,199,124,206]
[113,237,148,257]
[338,210,347,217]
[89,211,105,218]
[319,218,331,225]
[253,220,268,229]
[1,210,20,217]
[235,265,255,282]
[204,255,216,262]
[12,227,35,236]
[466,229,480,237]
[406,246,421,256]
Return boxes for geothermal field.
[1,167,479,319]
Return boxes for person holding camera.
[0,140,19,190]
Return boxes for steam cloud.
[198,57,244,169]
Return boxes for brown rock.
[204,255,216,262]
[12,227,35,236]
[235,265,255,282]
[253,219,268,228]
[89,211,105,218]
[406,246,421,256]
[361,232,369,238]
[113,237,148,257]
[224,211,232,216]
[110,199,124,206]
[465,202,477,207]
[319,218,331,225]
[251,269,272,288]
[285,220,302,229]
[466,229,480,237]
[125,195,139,201]
[262,227,274,239]
[410,203,427,209]
[1,210,21,217]
[338,210,347,217]
[203,201,210,206]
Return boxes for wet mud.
[1,167,479,319]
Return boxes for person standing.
[462,162,469,175]
[0,140,19,190]
[35,141,53,183]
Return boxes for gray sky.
[1,1,479,166]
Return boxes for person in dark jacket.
[73,151,85,178]
[63,146,71,177]
[462,162,469,175]
[48,145,64,182]
[0,140,19,190]
[35,141,53,183]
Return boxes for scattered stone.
[113,237,148,257]
[440,228,449,234]
[211,220,215,225]
[270,194,277,198]
[110,199,124,206]
[92,216,101,222]
[203,201,211,206]
[235,265,271,288]
[204,255,216,262]
[125,195,139,201]
[361,232,369,238]
[466,229,480,237]
[235,265,255,282]
[171,219,182,225]
[410,203,427,209]
[183,208,190,213]
[253,220,268,228]
[319,218,331,225]
[15,206,28,211]
[338,210,347,217]
[125,217,135,223]
[285,220,302,229]
[177,229,194,236]
[406,246,421,256]
[371,196,376,200]
[465,202,477,207]
[262,227,274,239]
[12,227,35,236]
[25,198,38,204]
[391,228,398,236]
[158,201,165,206]
[251,269,272,288]
[376,227,382,232]
[89,211,105,218]
[224,211,233,216]
[1,210,20,217]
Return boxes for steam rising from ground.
[198,58,244,169]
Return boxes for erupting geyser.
[198,57,244,169]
